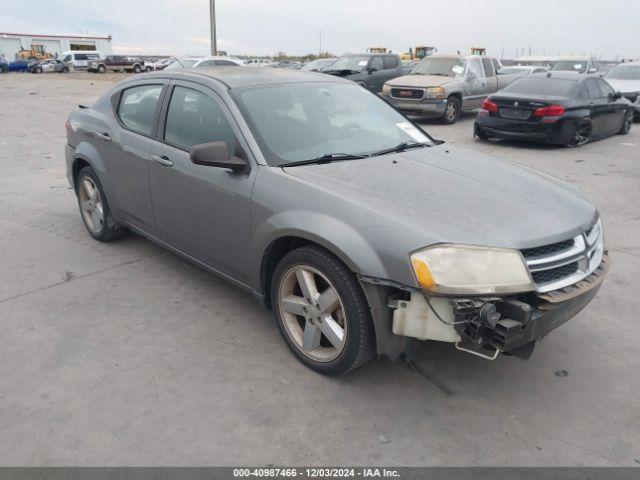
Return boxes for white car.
[246,58,274,67]
[604,62,640,119]
[192,56,246,68]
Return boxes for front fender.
[251,209,389,293]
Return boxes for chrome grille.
[390,88,425,100]
[523,219,604,293]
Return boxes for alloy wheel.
[78,177,104,234]
[445,101,458,122]
[572,121,592,147]
[277,265,347,362]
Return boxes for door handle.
[151,154,173,167]
[95,132,112,142]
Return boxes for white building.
[0,32,113,59]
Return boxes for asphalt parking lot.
[1,72,639,467]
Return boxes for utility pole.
[209,0,217,55]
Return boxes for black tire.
[145,66,152,73]
[566,119,592,147]
[133,64,141,74]
[35,67,42,74]
[62,67,69,73]
[75,166,126,242]
[97,64,106,74]
[270,246,376,375]
[441,96,461,124]
[618,110,633,135]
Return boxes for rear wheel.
[567,119,592,147]
[76,166,126,242]
[97,64,106,74]
[145,66,152,72]
[133,64,142,74]
[62,67,69,73]
[618,110,633,135]
[442,96,461,124]
[271,246,375,375]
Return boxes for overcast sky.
[1,0,638,59]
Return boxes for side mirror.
[367,65,379,74]
[613,91,623,100]
[190,141,247,172]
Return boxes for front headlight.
[410,244,534,295]
[424,87,445,98]
[382,84,391,95]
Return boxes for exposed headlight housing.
[410,244,534,295]
[424,86,445,98]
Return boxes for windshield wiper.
[370,141,429,157]
[280,153,368,168]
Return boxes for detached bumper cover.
[474,112,575,145]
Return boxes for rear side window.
[117,85,163,136]
[382,56,398,69]
[164,86,237,154]
[370,56,384,70]
[584,79,601,98]
[502,77,577,97]
[482,58,495,77]
[596,79,614,97]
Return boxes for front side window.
[466,58,484,79]
[164,86,237,154]
[382,56,398,69]
[117,85,163,136]
[195,60,216,68]
[232,82,433,166]
[370,56,384,71]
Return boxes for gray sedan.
[65,68,608,375]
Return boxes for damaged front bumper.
[385,251,610,360]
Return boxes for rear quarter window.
[117,85,163,136]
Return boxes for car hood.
[386,74,456,87]
[604,78,640,95]
[283,145,597,250]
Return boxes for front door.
[148,81,256,283]
[595,78,627,135]
[463,57,486,109]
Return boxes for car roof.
[141,67,351,89]
[555,57,592,61]
[533,71,583,80]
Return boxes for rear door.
[583,78,608,137]
[148,80,256,282]
[595,78,627,134]
[99,81,167,232]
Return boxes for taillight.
[533,105,565,117]
[482,98,498,113]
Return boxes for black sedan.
[474,73,633,147]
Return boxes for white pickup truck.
[381,54,521,124]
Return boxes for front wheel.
[442,96,461,124]
[271,246,375,375]
[133,64,142,74]
[145,66,152,72]
[76,166,126,242]
[97,64,106,74]
[62,67,69,73]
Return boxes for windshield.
[328,56,369,72]
[552,61,587,73]
[411,58,465,77]
[502,77,577,97]
[606,65,640,80]
[164,59,199,70]
[232,82,433,166]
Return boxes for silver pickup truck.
[381,55,519,124]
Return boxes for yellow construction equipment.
[16,44,53,61]
[470,47,486,56]
[401,45,437,61]
[368,47,388,54]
